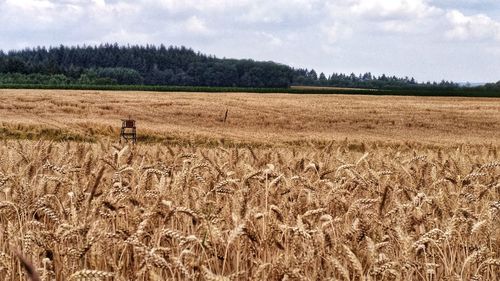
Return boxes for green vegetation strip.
[0,84,499,97]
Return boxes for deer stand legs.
[120,127,137,144]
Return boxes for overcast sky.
[1,0,499,83]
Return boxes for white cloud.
[320,44,342,56]
[322,22,352,43]
[184,16,212,35]
[323,0,445,36]
[446,10,500,41]
[105,29,153,45]
[350,0,441,20]
[258,32,283,46]
[148,0,321,24]
[238,0,321,24]
[5,0,55,9]
[91,0,105,7]
[150,0,244,13]
[0,0,499,82]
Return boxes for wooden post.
[223,109,228,123]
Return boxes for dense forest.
[483,81,500,90]
[0,44,467,89]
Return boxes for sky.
[0,0,499,83]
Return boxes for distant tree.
[77,74,92,85]
[308,70,318,81]
[318,72,327,85]
[362,72,372,81]
[349,73,357,82]
[93,67,143,84]
[5,57,28,73]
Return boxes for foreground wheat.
[0,140,498,280]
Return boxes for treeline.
[294,70,459,89]
[0,43,460,89]
[483,81,500,90]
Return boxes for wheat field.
[1,89,500,145]
[0,139,498,280]
[0,89,499,280]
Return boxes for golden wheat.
[0,140,498,280]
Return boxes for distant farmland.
[0,89,499,145]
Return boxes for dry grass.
[0,89,499,145]
[0,140,498,280]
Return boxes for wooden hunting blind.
[120,117,137,143]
